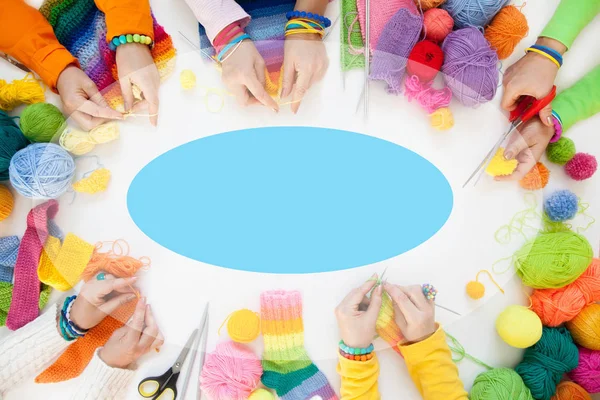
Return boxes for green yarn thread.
[445,331,493,370]
[0,110,30,181]
[546,137,576,165]
[19,103,66,143]
[470,368,533,400]
[514,231,593,289]
[0,282,52,326]
[340,0,365,71]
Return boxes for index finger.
[125,297,146,337]
[78,100,123,120]
[244,74,278,111]
[138,83,160,126]
[342,277,378,307]
[400,285,429,311]
[384,283,418,321]
[291,71,313,114]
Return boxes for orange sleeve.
[94,0,154,42]
[0,0,78,91]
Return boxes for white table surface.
[1,0,599,398]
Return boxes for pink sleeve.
[183,0,250,44]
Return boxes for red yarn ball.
[407,40,444,82]
[423,8,454,43]
[565,153,598,181]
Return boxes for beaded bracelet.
[339,340,374,361]
[550,110,563,143]
[286,10,331,28]
[525,45,562,69]
[58,295,88,341]
[109,34,153,51]
[216,33,250,63]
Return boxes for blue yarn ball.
[9,143,75,199]
[544,190,578,222]
[443,0,510,29]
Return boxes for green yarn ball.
[514,231,593,289]
[470,368,533,400]
[19,103,66,143]
[547,137,576,165]
[0,110,29,181]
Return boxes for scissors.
[0,52,30,72]
[138,303,210,400]
[463,86,557,188]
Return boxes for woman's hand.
[335,277,382,349]
[99,298,164,369]
[69,273,138,330]
[281,33,328,114]
[383,284,435,344]
[57,66,123,131]
[116,43,160,125]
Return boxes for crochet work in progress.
[37,233,94,291]
[39,0,176,110]
[340,0,365,71]
[261,290,338,400]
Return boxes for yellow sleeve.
[399,327,468,400]
[336,353,381,400]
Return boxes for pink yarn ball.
[200,341,263,400]
[423,8,454,43]
[569,347,600,393]
[565,153,598,181]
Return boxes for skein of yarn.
[423,8,454,42]
[566,304,600,350]
[442,0,510,29]
[484,6,529,60]
[404,75,452,114]
[470,368,533,400]
[59,123,120,156]
[0,185,13,221]
[551,381,591,400]
[441,27,499,107]
[0,74,45,111]
[496,305,542,348]
[407,40,445,82]
[225,309,261,343]
[417,0,447,11]
[19,103,66,143]
[0,110,29,181]
[569,347,600,394]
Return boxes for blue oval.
[127,127,453,273]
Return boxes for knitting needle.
[324,13,341,41]
[178,31,218,64]
[364,0,370,118]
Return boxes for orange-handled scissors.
[463,86,557,187]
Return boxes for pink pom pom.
[565,153,598,181]
[404,75,452,114]
[568,347,600,393]
[200,341,263,400]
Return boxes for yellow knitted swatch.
[485,147,518,177]
[376,291,404,354]
[72,168,111,194]
[38,234,94,291]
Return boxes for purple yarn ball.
[441,27,499,107]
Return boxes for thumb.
[366,285,383,320]
[99,293,138,315]
[539,104,554,127]
[119,77,134,112]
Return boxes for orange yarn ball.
[519,162,550,190]
[551,381,591,400]
[566,303,600,350]
[423,8,454,42]
[484,6,529,60]
[0,184,13,221]
[415,0,447,11]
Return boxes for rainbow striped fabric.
[376,291,404,354]
[261,290,338,400]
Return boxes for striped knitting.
[39,0,176,110]
[377,291,404,354]
[0,236,20,283]
[0,282,52,326]
[261,290,338,400]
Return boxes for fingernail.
[377,285,383,294]
[504,151,513,160]
[547,116,552,125]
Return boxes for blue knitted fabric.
[0,236,20,283]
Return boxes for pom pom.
[423,8,453,42]
[566,153,597,181]
[180,69,197,90]
[430,107,454,131]
[72,168,111,194]
[0,184,14,221]
[226,309,261,343]
[19,103,66,143]
[0,110,29,180]
[519,162,550,190]
[552,381,592,400]
[544,190,578,222]
[484,6,529,60]
[248,389,275,400]
[443,0,510,30]
[0,74,45,112]
[568,347,600,394]
[547,137,576,165]
[466,281,485,299]
[485,147,518,176]
[566,304,600,351]
[496,305,542,348]
[407,40,445,82]
[470,368,533,400]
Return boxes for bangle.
[58,295,88,341]
[284,19,325,38]
[214,24,244,52]
[109,34,153,51]
[525,46,562,69]
[530,44,563,66]
[550,110,563,143]
[286,10,331,28]
[216,33,250,63]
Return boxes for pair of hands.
[335,278,436,349]
[68,273,164,369]
[220,33,328,113]
[56,43,159,130]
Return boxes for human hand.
[335,276,383,349]
[116,43,160,125]
[57,66,123,131]
[383,284,436,344]
[99,298,164,369]
[69,272,138,330]
[281,34,328,113]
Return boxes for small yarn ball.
[470,368,533,400]
[201,341,263,400]
[519,162,550,190]
[515,326,579,400]
[0,75,45,112]
[441,27,499,108]
[89,122,120,144]
[442,0,510,29]
[544,190,578,222]
[417,0,447,11]
[423,8,454,42]
[19,103,66,143]
[227,309,261,343]
[407,40,445,82]
[547,137,576,165]
[9,143,75,199]
[0,184,13,221]
[431,107,454,130]
[565,153,597,181]
[248,389,275,400]
[484,6,529,60]
[496,305,543,348]
[569,347,600,394]
[551,381,591,400]
[566,303,600,350]
[59,127,96,155]
[0,110,29,181]
[180,69,197,90]
[466,281,485,299]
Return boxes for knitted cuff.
[261,290,305,361]
[86,349,136,388]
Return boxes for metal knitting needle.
[364,0,370,118]
[435,303,462,317]
[178,31,218,64]
[324,13,341,41]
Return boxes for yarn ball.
[486,147,518,176]
[417,0,447,11]
[441,27,499,108]
[566,303,600,350]
[9,143,75,199]
[19,103,66,143]
[544,190,578,222]
[531,258,600,326]
[470,368,533,400]
[569,347,600,394]
[0,75,45,112]
[514,231,593,289]
[0,184,13,221]
[565,153,597,181]
[0,110,29,181]
[466,281,485,299]
[551,381,591,400]
[519,162,550,190]
[407,40,445,82]
[59,127,95,155]
[442,0,510,29]
[496,305,542,348]
[423,8,454,42]
[227,309,261,343]
[431,107,454,130]
[248,389,275,400]
[484,6,529,60]
[89,122,120,144]
[200,341,263,400]
[515,326,579,400]
[180,69,197,90]
[547,137,576,165]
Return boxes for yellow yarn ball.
[466,281,485,299]
[431,107,454,131]
[248,389,275,400]
[566,303,600,350]
[496,305,542,348]
[486,147,518,177]
[227,309,261,343]
[180,69,197,90]
[0,184,14,221]
[59,127,96,155]
[89,122,120,144]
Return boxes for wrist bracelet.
[109,34,153,51]
[525,46,562,68]
[216,33,250,63]
[550,110,563,143]
[530,44,563,65]
[214,24,244,52]
[285,19,325,38]
[339,340,375,361]
[58,295,88,341]
[286,10,331,28]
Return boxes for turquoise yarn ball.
[19,103,66,143]
[0,110,29,181]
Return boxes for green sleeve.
[540,0,600,49]
[552,65,600,131]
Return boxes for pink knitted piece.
[357,0,418,52]
[6,200,59,330]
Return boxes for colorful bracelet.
[286,10,331,28]
[216,33,250,63]
[550,110,563,143]
[214,24,244,52]
[530,44,563,66]
[525,46,562,69]
[58,295,88,341]
[109,34,153,51]
[284,19,325,38]
[339,340,375,361]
